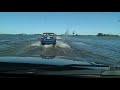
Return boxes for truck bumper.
[41,40,56,45]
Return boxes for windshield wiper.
[0,63,112,78]
[60,64,110,70]
[0,63,110,73]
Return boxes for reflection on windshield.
[40,55,55,59]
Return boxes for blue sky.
[0,12,120,35]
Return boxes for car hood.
[0,56,92,66]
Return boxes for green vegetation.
[97,33,119,37]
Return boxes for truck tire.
[41,43,45,45]
[53,43,56,46]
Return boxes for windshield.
[0,12,120,76]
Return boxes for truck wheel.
[41,43,45,45]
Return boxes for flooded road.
[0,35,120,65]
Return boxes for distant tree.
[103,34,106,36]
[97,33,103,36]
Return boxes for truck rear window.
[43,33,54,36]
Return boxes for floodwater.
[0,34,120,65]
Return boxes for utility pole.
[72,24,76,35]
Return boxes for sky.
[0,12,120,35]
